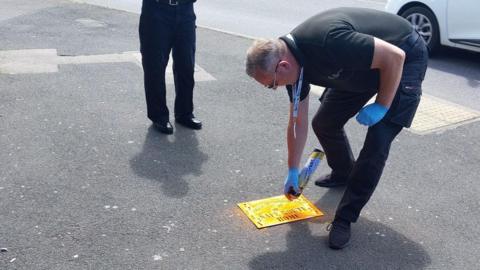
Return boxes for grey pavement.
[1,1,479,269]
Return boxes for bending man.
[245,7,427,249]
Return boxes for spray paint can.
[298,148,325,190]
[286,148,325,199]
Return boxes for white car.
[385,0,480,54]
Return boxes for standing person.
[245,7,428,249]
[139,0,202,134]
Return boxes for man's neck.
[279,39,301,84]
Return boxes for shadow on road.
[248,189,431,270]
[129,126,208,198]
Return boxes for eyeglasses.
[265,61,280,89]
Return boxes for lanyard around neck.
[292,67,304,138]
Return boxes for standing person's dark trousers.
[312,31,428,222]
[139,0,200,134]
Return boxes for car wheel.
[400,6,440,54]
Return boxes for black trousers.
[139,0,196,123]
[312,32,428,222]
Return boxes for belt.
[155,0,195,5]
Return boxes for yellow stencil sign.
[238,195,324,229]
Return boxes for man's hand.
[356,103,388,126]
[284,168,300,200]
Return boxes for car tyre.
[400,6,440,55]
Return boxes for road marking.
[310,85,480,135]
[75,18,107,28]
[0,49,216,83]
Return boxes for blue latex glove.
[284,168,300,200]
[356,103,388,126]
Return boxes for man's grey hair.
[245,39,283,78]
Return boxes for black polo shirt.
[282,7,412,102]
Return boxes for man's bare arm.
[370,37,406,108]
[287,95,309,169]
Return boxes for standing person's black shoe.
[175,117,202,130]
[153,121,173,134]
[327,217,351,249]
[314,174,348,188]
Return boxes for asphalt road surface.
[1,1,479,269]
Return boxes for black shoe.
[327,217,351,250]
[314,174,347,188]
[175,117,202,130]
[153,121,173,134]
